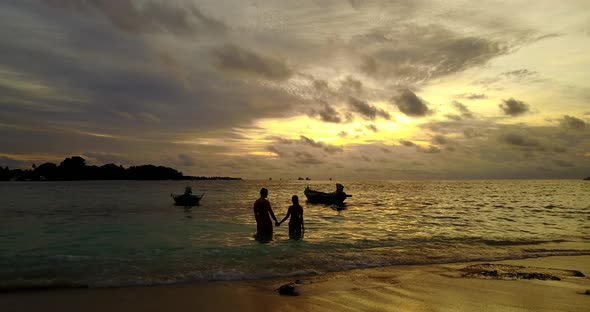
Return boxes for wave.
[481,239,568,246]
[3,249,589,292]
[0,280,89,293]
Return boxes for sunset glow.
[1,1,588,179]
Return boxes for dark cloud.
[177,153,195,166]
[300,135,323,148]
[266,146,285,157]
[399,139,416,147]
[348,97,391,120]
[560,115,586,130]
[432,135,448,145]
[360,55,378,76]
[419,146,441,154]
[276,135,343,154]
[498,133,541,148]
[348,0,363,9]
[391,89,430,117]
[553,159,573,167]
[452,101,474,119]
[459,93,487,100]
[293,151,324,165]
[0,3,305,137]
[499,98,530,116]
[379,147,392,153]
[316,103,342,123]
[463,128,485,138]
[45,0,226,36]
[313,79,329,91]
[359,25,507,82]
[366,124,378,132]
[212,45,293,80]
[340,76,363,94]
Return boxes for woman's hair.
[292,195,299,204]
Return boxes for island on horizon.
[0,156,241,181]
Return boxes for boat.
[304,183,351,205]
[584,177,590,180]
[171,186,204,206]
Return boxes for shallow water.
[0,180,588,289]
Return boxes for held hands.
[275,221,281,227]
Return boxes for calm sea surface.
[0,180,589,289]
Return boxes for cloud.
[498,133,542,148]
[499,98,530,116]
[358,24,507,82]
[339,76,363,94]
[315,103,342,123]
[366,124,378,132]
[300,135,323,148]
[313,79,329,91]
[391,89,430,117]
[348,97,391,120]
[560,115,586,130]
[360,55,378,76]
[138,112,161,123]
[266,146,284,157]
[458,93,487,100]
[399,139,416,147]
[82,152,130,165]
[452,101,474,119]
[463,128,481,138]
[0,155,29,168]
[432,135,448,145]
[553,159,573,167]
[419,145,442,154]
[212,45,293,80]
[46,0,226,36]
[176,153,196,166]
[348,0,363,9]
[293,151,324,165]
[300,135,343,154]
[275,135,343,155]
[501,69,537,80]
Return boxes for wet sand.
[2,256,589,312]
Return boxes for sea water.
[0,180,588,289]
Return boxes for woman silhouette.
[278,195,305,240]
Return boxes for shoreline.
[2,255,588,311]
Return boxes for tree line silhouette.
[0,156,241,181]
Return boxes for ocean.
[0,180,589,290]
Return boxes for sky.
[0,0,589,179]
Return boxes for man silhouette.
[253,188,278,241]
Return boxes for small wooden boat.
[304,183,351,205]
[171,186,204,206]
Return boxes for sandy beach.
[2,255,588,312]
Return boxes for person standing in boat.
[278,195,305,240]
[253,188,278,241]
